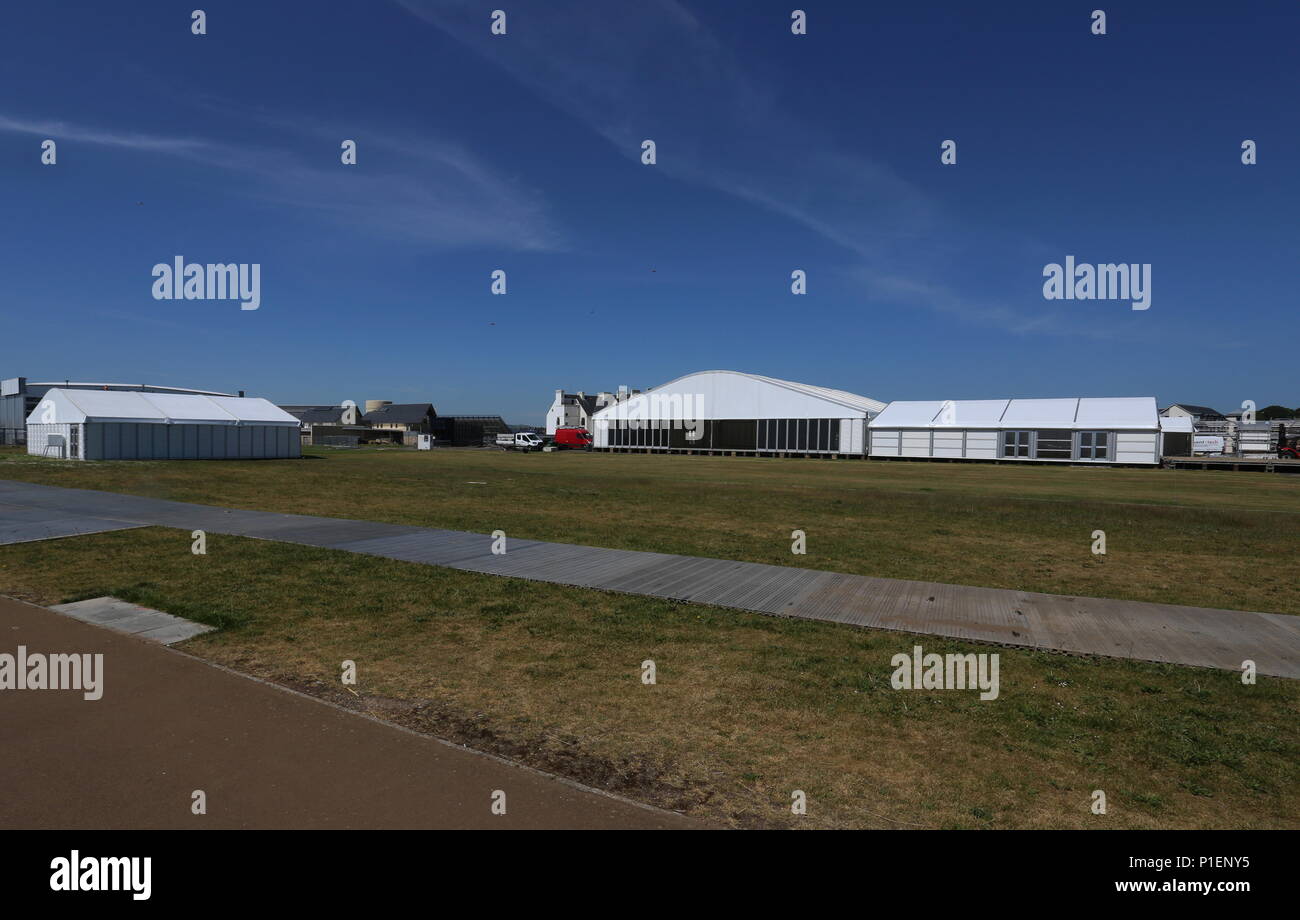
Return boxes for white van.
[495,432,545,452]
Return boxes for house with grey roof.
[546,389,613,435]
[362,402,437,433]
[1160,404,1225,423]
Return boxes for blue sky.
[2,1,1296,422]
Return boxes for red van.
[552,427,593,450]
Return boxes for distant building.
[279,404,364,443]
[545,389,614,434]
[362,402,436,433]
[280,404,363,427]
[2,376,237,446]
[1160,404,1225,423]
[431,415,510,446]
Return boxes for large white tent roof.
[27,388,299,426]
[592,370,886,421]
[1074,397,1157,429]
[870,397,1159,430]
[868,400,950,427]
[743,373,886,414]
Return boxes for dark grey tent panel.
[79,422,300,460]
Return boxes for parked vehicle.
[1278,424,1300,459]
[552,427,594,450]
[496,432,545,452]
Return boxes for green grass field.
[1,446,1296,828]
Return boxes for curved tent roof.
[592,370,885,421]
[27,388,299,426]
[719,371,885,414]
[870,397,1159,430]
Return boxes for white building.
[26,388,301,460]
[545,389,613,435]
[868,397,1163,464]
[591,370,885,455]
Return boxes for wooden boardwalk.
[0,500,144,545]
[1,479,1296,678]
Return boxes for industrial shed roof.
[20,381,234,396]
[27,388,299,426]
[282,405,353,424]
[870,397,1159,430]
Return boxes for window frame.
[1002,430,1031,458]
[1078,430,1110,461]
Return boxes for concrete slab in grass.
[49,597,215,645]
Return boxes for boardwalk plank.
[0,480,1296,678]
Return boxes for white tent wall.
[25,423,80,459]
[965,431,999,460]
[869,430,1001,459]
[1113,433,1159,464]
[840,418,866,454]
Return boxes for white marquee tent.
[27,388,301,460]
[592,370,886,455]
[868,396,1162,464]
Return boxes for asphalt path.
[0,596,700,830]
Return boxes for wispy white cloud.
[0,114,210,154]
[394,2,935,239]
[229,115,562,251]
[851,269,1119,340]
[0,108,562,252]
[394,0,1075,335]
